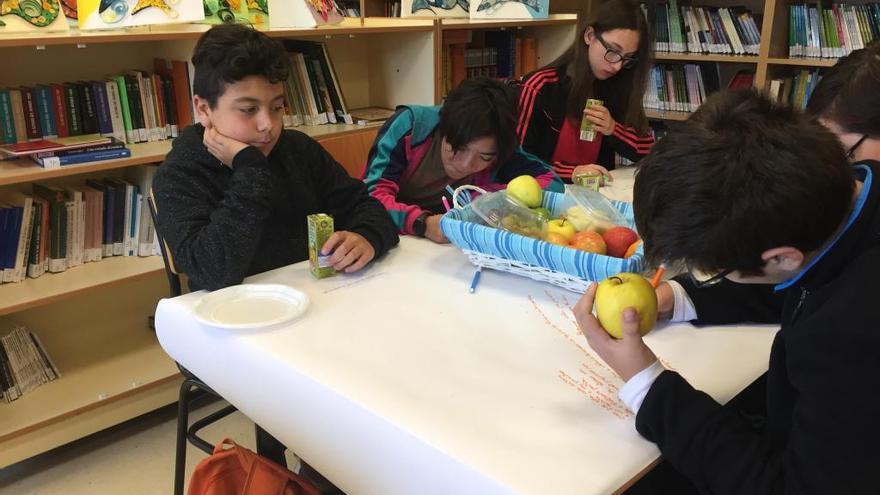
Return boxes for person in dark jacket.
[807,41,880,163]
[573,89,880,493]
[152,25,398,293]
[512,0,655,181]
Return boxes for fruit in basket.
[545,232,569,246]
[532,207,552,220]
[506,175,543,208]
[569,231,606,254]
[624,240,642,258]
[602,226,640,258]
[547,219,576,242]
[594,273,658,339]
[501,214,544,239]
[564,206,614,233]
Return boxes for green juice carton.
[307,213,336,279]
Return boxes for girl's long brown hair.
[548,0,653,134]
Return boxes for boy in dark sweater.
[152,25,398,292]
[574,90,880,493]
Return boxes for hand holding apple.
[594,272,658,338]
[572,283,659,382]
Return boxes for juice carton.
[307,213,336,279]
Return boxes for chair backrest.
[147,188,183,298]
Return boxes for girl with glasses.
[512,0,655,183]
[807,41,880,163]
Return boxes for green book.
[114,75,134,143]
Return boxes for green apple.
[506,175,543,208]
[547,219,576,242]
[532,207,552,220]
[594,273,658,339]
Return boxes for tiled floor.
[0,398,301,495]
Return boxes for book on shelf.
[768,69,822,109]
[788,3,879,59]
[644,63,721,113]
[30,146,132,169]
[281,40,352,127]
[441,33,537,97]
[0,324,59,403]
[643,2,762,55]
[0,134,113,157]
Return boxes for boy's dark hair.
[439,77,518,164]
[633,89,855,275]
[191,24,290,108]
[806,41,880,136]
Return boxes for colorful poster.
[268,0,342,29]
[200,0,267,27]
[402,0,467,18]
[469,0,548,19]
[0,0,70,32]
[78,0,204,30]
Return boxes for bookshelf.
[0,13,578,467]
[646,0,873,121]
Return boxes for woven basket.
[440,190,645,292]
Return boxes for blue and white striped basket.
[440,190,646,293]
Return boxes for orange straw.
[650,266,665,288]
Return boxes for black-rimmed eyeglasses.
[845,134,868,160]
[688,266,734,288]
[595,32,639,69]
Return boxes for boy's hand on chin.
[203,123,250,167]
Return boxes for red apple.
[602,226,640,258]
[569,231,606,254]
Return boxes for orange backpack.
[188,438,322,495]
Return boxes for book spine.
[34,86,57,139]
[92,81,114,137]
[0,90,16,144]
[20,87,43,141]
[64,84,83,136]
[33,148,131,167]
[51,84,69,138]
[76,82,99,135]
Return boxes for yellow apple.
[547,219,576,242]
[594,273,658,339]
[506,175,543,208]
[544,232,569,246]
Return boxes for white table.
[155,234,777,494]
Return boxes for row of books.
[0,165,159,285]
[384,1,403,17]
[645,2,762,55]
[29,138,132,169]
[645,64,755,114]
[644,63,721,113]
[441,35,538,96]
[0,58,194,148]
[280,40,352,127]
[788,3,879,58]
[768,69,823,109]
[0,324,59,403]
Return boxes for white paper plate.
[193,284,310,329]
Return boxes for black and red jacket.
[512,65,655,178]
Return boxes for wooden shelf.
[0,18,435,49]
[654,52,760,64]
[0,141,171,187]
[0,256,164,316]
[646,109,692,121]
[439,13,578,30]
[0,325,178,445]
[765,57,838,67]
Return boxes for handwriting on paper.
[528,290,633,420]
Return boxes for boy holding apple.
[574,89,880,493]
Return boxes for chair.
[147,191,241,495]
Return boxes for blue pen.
[469,266,482,294]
